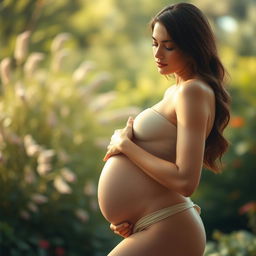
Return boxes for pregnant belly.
[97,154,173,225]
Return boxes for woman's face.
[152,22,190,75]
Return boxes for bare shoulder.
[163,83,177,98]
[177,79,214,101]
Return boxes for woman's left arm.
[104,82,211,197]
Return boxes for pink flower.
[31,194,48,204]
[239,201,256,215]
[55,246,65,256]
[75,208,89,223]
[38,239,50,249]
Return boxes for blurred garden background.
[0,0,256,255]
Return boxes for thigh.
[108,208,206,256]
[108,229,162,256]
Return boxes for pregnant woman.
[98,3,230,256]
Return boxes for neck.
[174,64,196,84]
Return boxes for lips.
[156,62,168,68]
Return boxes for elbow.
[180,187,194,197]
[180,182,197,197]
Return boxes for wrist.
[119,138,132,153]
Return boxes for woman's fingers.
[110,222,129,231]
[110,222,133,237]
[125,116,134,139]
[120,228,133,237]
[126,116,134,127]
[104,117,134,162]
[103,146,120,161]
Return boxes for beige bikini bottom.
[133,199,201,233]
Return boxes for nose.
[154,46,164,60]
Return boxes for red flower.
[38,239,50,249]
[55,247,65,256]
[239,201,256,215]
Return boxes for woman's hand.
[103,116,134,161]
[110,222,134,238]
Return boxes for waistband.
[133,199,201,233]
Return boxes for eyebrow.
[152,36,173,43]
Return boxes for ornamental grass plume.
[72,60,96,83]
[81,72,111,97]
[24,52,45,77]
[89,198,98,211]
[15,81,26,101]
[36,149,55,175]
[75,208,89,223]
[57,150,70,164]
[37,162,52,176]
[51,48,70,72]
[51,32,70,53]
[37,149,55,164]
[88,91,117,112]
[31,194,48,204]
[26,144,42,157]
[14,31,31,65]
[0,151,3,163]
[0,57,11,85]
[24,166,36,184]
[24,134,36,148]
[24,135,42,157]
[27,202,38,213]
[20,209,30,220]
[84,180,96,196]
[60,168,76,183]
[54,176,72,194]
[0,29,137,254]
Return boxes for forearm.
[120,139,189,196]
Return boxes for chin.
[158,70,173,75]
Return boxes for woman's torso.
[98,85,185,224]
[97,82,215,225]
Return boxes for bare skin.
[102,22,215,255]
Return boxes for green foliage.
[192,76,256,236]
[0,31,126,255]
[1,0,256,255]
[205,230,256,256]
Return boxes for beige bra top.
[133,108,177,161]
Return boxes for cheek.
[166,51,181,63]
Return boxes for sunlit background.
[0,0,256,255]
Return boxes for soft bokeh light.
[1,0,256,255]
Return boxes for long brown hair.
[150,3,231,173]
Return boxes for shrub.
[0,31,132,256]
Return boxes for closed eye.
[165,47,175,51]
[152,42,175,51]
